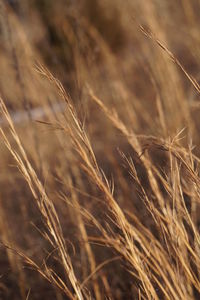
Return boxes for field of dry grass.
[0,0,200,299]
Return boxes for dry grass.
[0,0,200,299]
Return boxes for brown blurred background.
[0,0,200,299]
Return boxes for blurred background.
[0,0,200,299]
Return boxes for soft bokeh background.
[0,1,200,299]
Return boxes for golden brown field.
[0,0,200,299]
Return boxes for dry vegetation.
[0,0,200,299]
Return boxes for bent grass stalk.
[0,96,84,300]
